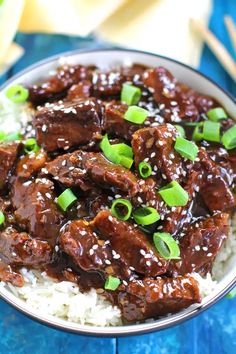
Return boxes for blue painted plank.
[199,0,236,96]
[0,299,116,354]
[118,297,236,354]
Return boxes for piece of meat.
[198,149,235,212]
[46,150,139,196]
[33,98,102,152]
[11,177,63,245]
[59,220,112,272]
[143,66,217,123]
[66,80,92,100]
[104,102,159,141]
[0,260,24,287]
[28,64,91,105]
[132,124,185,182]
[0,142,20,190]
[162,169,200,235]
[117,276,201,322]
[0,227,52,266]
[15,150,48,178]
[93,210,168,277]
[169,213,229,276]
[92,71,123,98]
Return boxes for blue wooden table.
[0,0,235,353]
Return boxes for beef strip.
[93,210,168,277]
[0,260,24,287]
[60,219,129,278]
[0,142,20,190]
[60,220,112,271]
[143,66,217,123]
[169,213,229,276]
[132,124,185,182]
[46,150,139,196]
[11,177,63,245]
[66,80,92,100]
[197,149,235,212]
[117,276,201,322]
[104,101,156,141]
[28,64,92,105]
[15,150,48,178]
[92,71,123,98]
[33,98,102,152]
[0,227,52,266]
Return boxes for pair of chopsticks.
[190,17,236,82]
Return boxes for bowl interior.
[0,49,235,336]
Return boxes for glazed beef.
[118,276,201,322]
[0,260,24,287]
[92,71,123,98]
[67,80,92,100]
[46,150,139,196]
[0,142,20,190]
[169,213,229,276]
[143,66,217,123]
[197,149,235,212]
[93,210,168,277]
[15,150,48,178]
[60,220,112,272]
[132,125,185,182]
[11,178,63,244]
[0,227,52,266]
[0,62,234,323]
[33,98,102,152]
[28,64,91,105]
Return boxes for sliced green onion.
[206,107,227,121]
[138,161,152,178]
[111,199,132,221]
[222,125,236,150]
[0,131,7,141]
[174,137,198,161]
[5,84,29,103]
[158,181,189,207]
[153,232,180,260]
[100,134,133,169]
[104,276,121,291]
[183,122,199,127]
[24,138,40,154]
[4,132,22,142]
[111,143,133,158]
[124,106,149,124]
[121,83,141,106]
[174,125,186,138]
[57,188,77,211]
[226,287,236,299]
[192,122,204,141]
[0,212,5,225]
[203,121,220,142]
[133,207,160,225]
[119,155,133,169]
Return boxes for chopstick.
[224,15,236,51]
[190,18,236,82]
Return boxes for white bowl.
[0,49,235,336]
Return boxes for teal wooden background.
[0,0,235,352]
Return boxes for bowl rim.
[0,47,235,337]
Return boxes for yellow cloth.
[19,0,128,37]
[0,0,25,63]
[97,0,212,67]
[0,0,212,70]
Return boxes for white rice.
[0,92,236,327]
